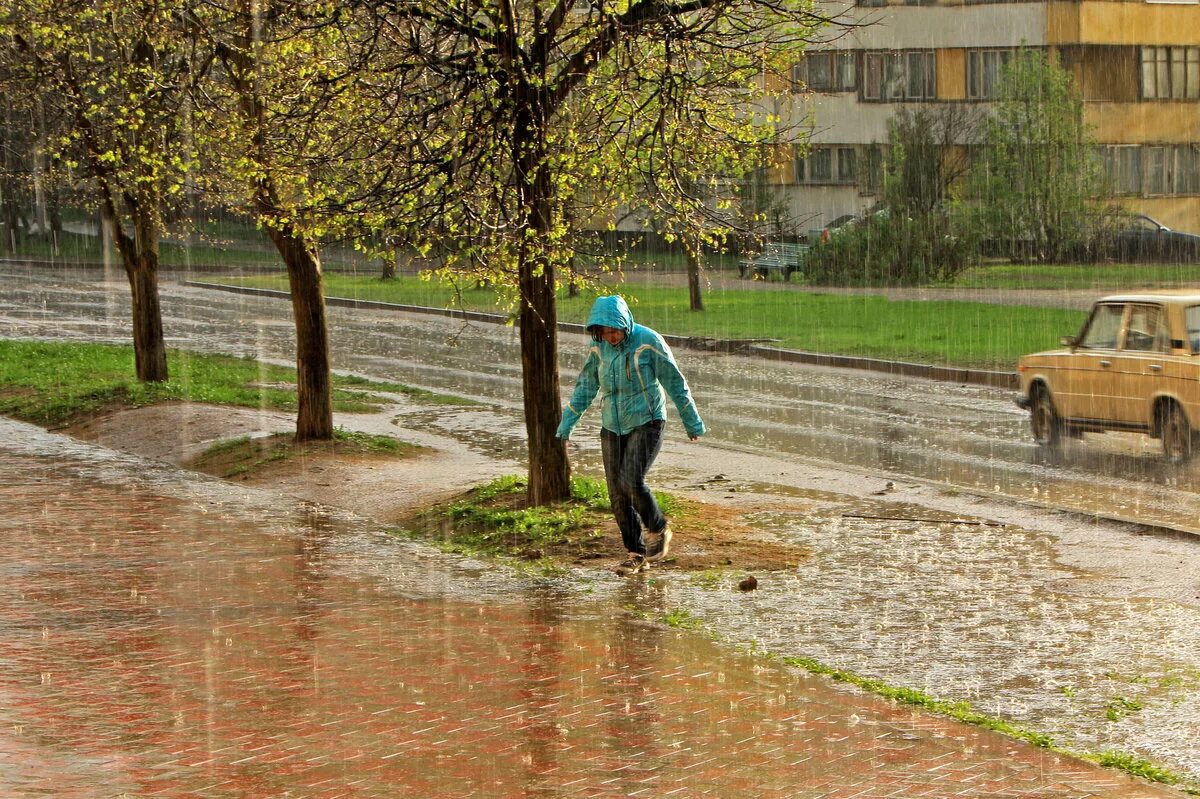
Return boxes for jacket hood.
[586,295,634,334]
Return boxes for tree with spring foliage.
[188,1,483,440]
[360,0,832,504]
[965,49,1114,263]
[2,0,200,382]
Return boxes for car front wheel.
[1160,403,1194,463]
[1030,386,1061,447]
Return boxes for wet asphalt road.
[1,263,1199,786]
[4,263,1200,533]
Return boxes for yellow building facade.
[782,0,1200,234]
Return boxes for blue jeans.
[601,420,666,555]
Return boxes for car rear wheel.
[1030,386,1061,447]
[1160,403,1193,463]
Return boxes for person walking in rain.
[556,295,706,576]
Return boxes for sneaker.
[613,553,648,576]
[646,526,673,561]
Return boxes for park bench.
[738,242,808,281]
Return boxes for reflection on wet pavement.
[0,423,1188,798]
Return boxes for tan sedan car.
[1016,292,1200,462]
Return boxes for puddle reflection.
[0,427,1183,798]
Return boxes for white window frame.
[795,145,859,185]
[862,51,936,101]
[793,51,857,93]
[1148,144,1200,195]
[1141,46,1200,100]
[1100,145,1143,195]
[967,49,1014,100]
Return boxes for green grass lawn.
[954,261,1200,291]
[203,272,1085,370]
[0,340,451,427]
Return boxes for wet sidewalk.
[0,420,1186,799]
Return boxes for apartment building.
[776,0,1200,235]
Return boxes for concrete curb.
[185,280,1020,390]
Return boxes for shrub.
[802,212,977,287]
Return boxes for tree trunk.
[519,251,572,506]
[686,246,705,312]
[1,198,17,253]
[125,255,168,382]
[106,199,168,382]
[267,226,334,441]
[567,250,579,298]
[520,164,571,505]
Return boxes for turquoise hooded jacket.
[555,295,706,439]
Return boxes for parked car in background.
[1112,214,1200,263]
[1016,292,1200,462]
[816,213,860,242]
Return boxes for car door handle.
[1149,363,1162,372]
[1099,360,1111,367]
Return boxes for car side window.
[1186,306,1200,354]
[1123,304,1164,352]
[1078,304,1124,349]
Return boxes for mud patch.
[397,484,809,574]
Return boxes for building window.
[1101,145,1143,195]
[1141,46,1200,99]
[1145,144,1200,195]
[795,146,859,184]
[864,145,886,194]
[863,51,936,101]
[793,52,857,93]
[967,49,1014,99]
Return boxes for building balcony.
[1048,1,1200,46]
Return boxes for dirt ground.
[65,401,812,574]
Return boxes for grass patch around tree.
[0,339,466,428]
[188,427,423,479]
[394,474,682,572]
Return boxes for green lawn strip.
[772,654,1194,792]
[202,273,1083,370]
[0,339,461,427]
[644,605,1198,794]
[190,427,422,478]
[956,262,1200,291]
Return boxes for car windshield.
[1078,303,1124,348]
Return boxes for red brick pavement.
[0,449,1186,799]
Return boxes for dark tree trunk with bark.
[517,130,571,505]
[106,197,168,382]
[126,256,168,381]
[519,248,571,505]
[267,225,334,441]
[686,246,705,312]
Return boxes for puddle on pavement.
[663,502,1200,778]
[7,422,1187,798]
